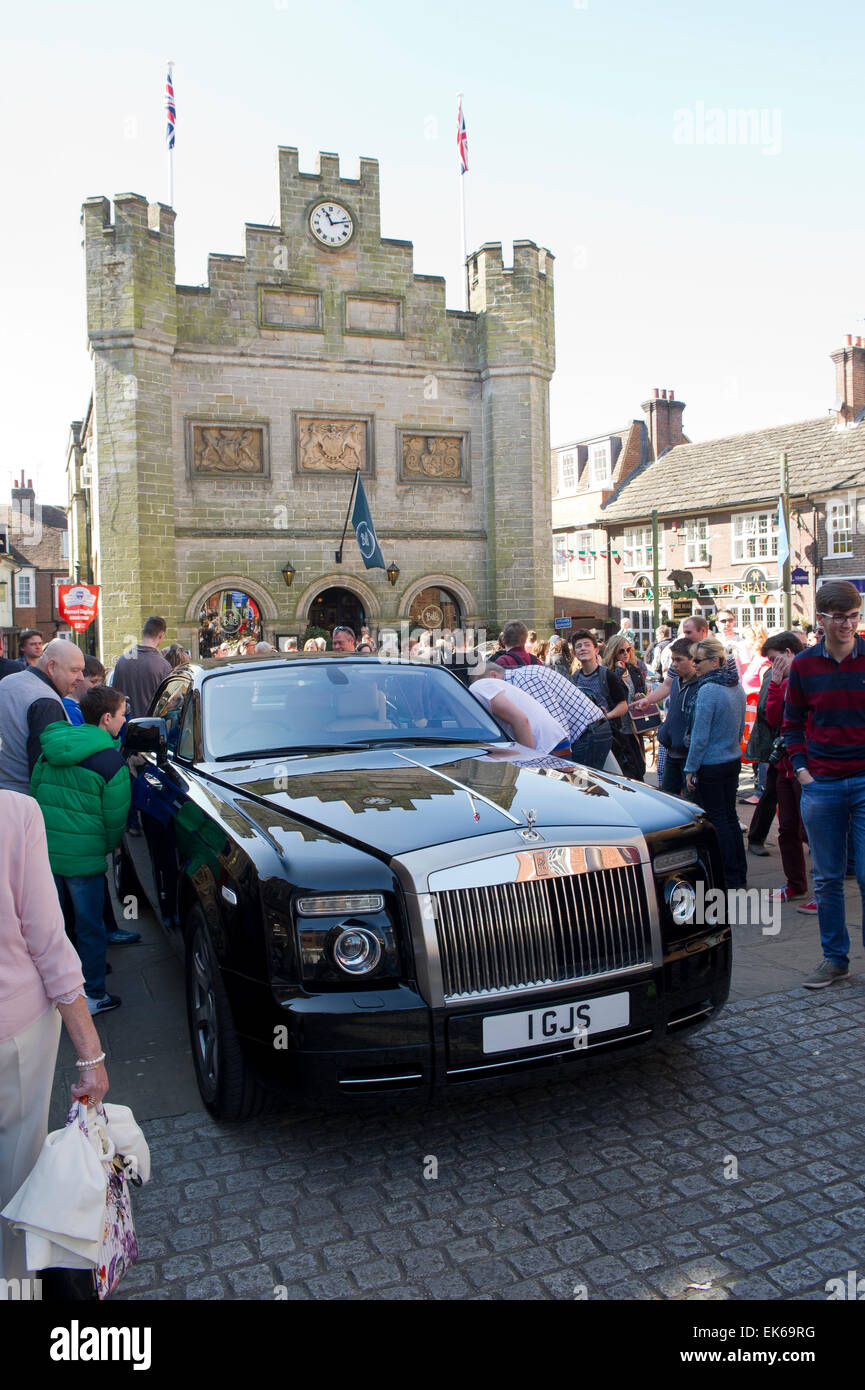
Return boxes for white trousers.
[0,1007,61,1286]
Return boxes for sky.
[1,0,863,507]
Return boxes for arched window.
[408,586,462,631]
[199,589,263,656]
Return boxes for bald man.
[0,639,85,794]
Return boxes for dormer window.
[589,441,611,487]
[556,451,576,495]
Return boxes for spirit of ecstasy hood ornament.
[520,807,541,842]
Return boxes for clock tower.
[77,148,555,660]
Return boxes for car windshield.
[202,661,508,759]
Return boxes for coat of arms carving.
[296,418,369,474]
[400,433,465,482]
[189,424,267,476]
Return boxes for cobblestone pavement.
[113,982,865,1302]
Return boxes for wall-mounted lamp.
[281,561,296,588]
[386,561,400,587]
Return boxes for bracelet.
[75,1052,106,1069]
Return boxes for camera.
[767,735,787,767]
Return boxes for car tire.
[185,905,271,1121]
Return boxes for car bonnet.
[206,746,699,857]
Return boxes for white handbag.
[1,1100,150,1283]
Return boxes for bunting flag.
[165,68,176,150]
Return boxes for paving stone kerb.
[114,985,865,1301]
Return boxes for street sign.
[554,616,572,630]
[791,567,809,585]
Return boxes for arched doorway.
[308,586,366,637]
[198,587,263,655]
[408,585,462,631]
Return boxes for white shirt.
[471,679,567,754]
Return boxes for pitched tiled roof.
[601,415,865,523]
[39,505,68,530]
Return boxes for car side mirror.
[124,717,169,767]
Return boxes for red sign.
[58,584,100,633]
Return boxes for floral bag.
[72,1101,141,1300]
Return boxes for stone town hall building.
[68,148,555,659]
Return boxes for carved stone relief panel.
[398,430,468,484]
[294,414,373,476]
[187,421,269,478]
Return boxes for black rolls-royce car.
[117,655,731,1120]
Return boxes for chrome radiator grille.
[432,856,652,1001]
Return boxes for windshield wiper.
[213,736,496,761]
[213,744,356,761]
[344,735,491,747]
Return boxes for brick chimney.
[641,388,686,460]
[11,472,36,525]
[831,335,865,424]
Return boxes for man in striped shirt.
[783,580,865,988]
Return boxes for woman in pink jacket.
[0,791,109,1286]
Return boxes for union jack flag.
[165,68,176,150]
[457,98,468,174]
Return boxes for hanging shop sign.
[57,584,100,633]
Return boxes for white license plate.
[482,991,630,1055]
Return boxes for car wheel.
[185,905,271,1121]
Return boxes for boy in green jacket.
[31,685,131,1015]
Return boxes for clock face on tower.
[309,200,355,248]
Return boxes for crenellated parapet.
[81,193,177,347]
[469,240,555,375]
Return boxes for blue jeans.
[569,719,612,771]
[798,774,865,968]
[661,752,686,796]
[54,874,107,999]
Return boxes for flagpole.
[457,92,468,310]
[167,61,175,208]
[780,451,791,628]
[336,469,360,564]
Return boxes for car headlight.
[290,890,400,985]
[665,878,697,926]
[653,847,698,874]
[297,894,384,916]
[330,925,383,975]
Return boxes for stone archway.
[184,575,279,625]
[185,576,280,657]
[398,575,477,624]
[295,574,382,627]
